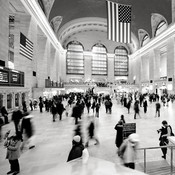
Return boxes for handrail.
[138,145,175,150]
[136,145,175,174]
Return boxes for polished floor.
[0,98,175,175]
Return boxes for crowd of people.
[0,90,175,174]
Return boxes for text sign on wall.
[0,67,24,87]
[123,123,136,140]
[11,72,20,84]
[0,70,9,83]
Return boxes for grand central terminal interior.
[1,0,175,175]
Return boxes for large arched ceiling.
[39,0,172,53]
[57,17,138,54]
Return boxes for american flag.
[19,32,33,60]
[106,1,131,43]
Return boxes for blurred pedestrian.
[74,122,83,144]
[20,114,35,150]
[134,100,140,119]
[1,106,9,124]
[11,107,23,134]
[126,99,131,114]
[118,133,139,169]
[155,101,161,117]
[29,100,33,111]
[95,102,100,118]
[51,101,57,122]
[57,100,65,120]
[39,100,43,113]
[143,99,148,113]
[85,116,99,147]
[22,101,27,113]
[67,135,84,162]
[72,103,82,125]
[86,99,91,114]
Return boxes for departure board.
[0,67,24,86]
[11,72,20,84]
[0,70,9,83]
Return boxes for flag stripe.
[20,44,33,57]
[20,32,33,60]
[106,0,131,43]
[128,23,131,43]
[20,51,32,60]
[116,3,119,42]
[112,3,115,41]
[107,1,111,40]
[20,44,33,55]
[124,23,127,43]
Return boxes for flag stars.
[119,5,131,23]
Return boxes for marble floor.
[0,98,175,175]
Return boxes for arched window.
[141,34,150,47]
[155,21,167,36]
[66,41,84,75]
[92,44,107,75]
[114,46,128,76]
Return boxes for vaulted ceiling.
[39,0,172,53]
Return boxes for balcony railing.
[45,79,64,88]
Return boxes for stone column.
[3,93,7,108]
[154,49,160,80]
[46,42,51,80]
[107,53,114,82]
[84,51,92,82]
[50,45,57,81]
[141,55,149,82]
[55,51,59,82]
[0,0,9,66]
[167,38,175,92]
[12,92,15,109]
[19,92,22,107]
[59,51,66,82]
[36,34,48,87]
[149,51,155,81]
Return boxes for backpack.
[169,125,174,136]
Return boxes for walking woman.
[4,131,22,175]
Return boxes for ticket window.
[7,94,12,109]
[15,93,19,107]
[0,94,3,109]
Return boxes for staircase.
[137,160,175,175]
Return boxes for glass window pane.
[66,41,84,75]
[114,47,128,76]
[92,44,107,75]
[155,21,167,36]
